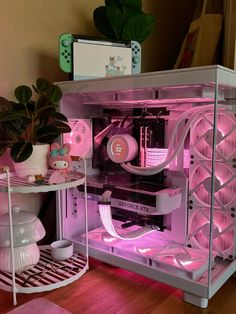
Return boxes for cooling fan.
[190,111,236,160]
[63,119,93,158]
[152,244,215,280]
[190,162,236,208]
[189,208,234,258]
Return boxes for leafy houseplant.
[93,0,156,43]
[0,78,71,163]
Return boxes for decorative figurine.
[48,143,72,184]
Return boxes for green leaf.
[14,85,32,104]
[48,85,62,103]
[121,13,156,43]
[93,6,117,39]
[36,78,51,93]
[121,0,142,13]
[37,95,50,109]
[0,110,28,122]
[35,107,57,123]
[39,110,68,122]
[26,100,36,113]
[105,0,142,13]
[50,112,68,122]
[105,0,123,10]
[94,1,155,42]
[53,121,71,133]
[10,141,33,162]
[0,97,13,112]
[106,6,128,39]
[7,118,31,136]
[34,125,60,143]
[32,84,38,94]
[11,102,26,111]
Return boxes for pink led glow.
[103,236,117,243]
[189,208,234,257]
[116,97,216,105]
[218,128,225,137]
[191,112,236,160]
[159,256,204,271]
[216,176,224,186]
[190,163,236,207]
[137,248,151,254]
[145,149,190,168]
[173,258,193,266]
[215,223,222,233]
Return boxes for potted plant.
[0,78,71,177]
[93,0,156,43]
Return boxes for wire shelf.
[0,246,88,293]
[0,170,85,193]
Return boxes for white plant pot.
[13,144,49,177]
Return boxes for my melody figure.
[48,143,72,184]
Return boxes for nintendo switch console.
[59,33,141,80]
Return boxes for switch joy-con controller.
[59,33,73,73]
[131,41,141,74]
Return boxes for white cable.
[120,105,225,176]
[98,191,153,240]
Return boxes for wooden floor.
[1,258,236,314]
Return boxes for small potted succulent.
[0,78,71,177]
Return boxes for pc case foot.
[183,292,208,308]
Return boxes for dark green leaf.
[0,97,13,112]
[26,100,36,112]
[93,6,117,39]
[32,84,38,94]
[106,6,128,39]
[36,106,56,120]
[15,85,32,104]
[12,102,26,111]
[36,78,51,93]
[105,0,142,13]
[37,95,50,109]
[0,111,28,122]
[105,0,123,11]
[48,85,62,103]
[121,13,156,43]
[34,125,60,143]
[121,0,142,13]
[7,118,30,136]
[38,110,68,122]
[53,121,71,133]
[10,141,33,162]
[50,111,68,122]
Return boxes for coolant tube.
[120,105,225,176]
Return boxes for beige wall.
[0,0,104,98]
[0,0,195,214]
[0,0,196,99]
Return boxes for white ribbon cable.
[98,191,153,240]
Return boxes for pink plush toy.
[48,143,72,184]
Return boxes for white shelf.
[0,168,88,305]
[0,246,88,293]
[0,170,85,193]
